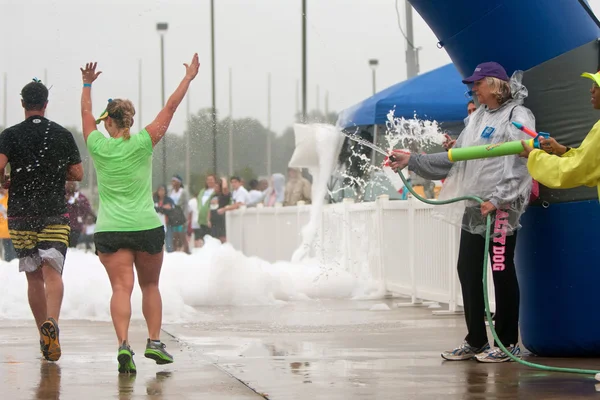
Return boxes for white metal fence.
[226,197,497,313]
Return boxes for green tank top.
[87,129,162,233]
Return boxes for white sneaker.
[441,341,490,361]
[475,344,521,363]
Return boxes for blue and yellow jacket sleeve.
[527,120,600,195]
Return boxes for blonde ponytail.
[106,99,136,140]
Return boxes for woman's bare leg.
[133,251,164,340]
[99,250,135,344]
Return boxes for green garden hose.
[394,168,600,377]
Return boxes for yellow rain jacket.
[527,120,600,198]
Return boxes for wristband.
[83,83,92,88]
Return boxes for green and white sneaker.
[441,341,490,361]
[144,339,173,365]
[476,344,521,363]
[117,342,137,374]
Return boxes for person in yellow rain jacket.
[521,70,600,195]
[0,188,17,261]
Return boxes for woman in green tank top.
[79,55,199,374]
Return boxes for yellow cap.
[95,99,113,124]
[581,72,600,87]
[95,110,109,124]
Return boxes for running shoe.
[476,344,521,363]
[117,342,137,374]
[144,339,173,365]
[40,318,61,362]
[441,340,490,361]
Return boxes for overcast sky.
[1,0,600,136]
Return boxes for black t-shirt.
[217,193,231,209]
[0,116,82,217]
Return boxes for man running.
[0,79,83,361]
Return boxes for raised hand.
[80,62,102,84]
[184,53,200,81]
[443,133,457,150]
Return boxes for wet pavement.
[2,299,600,399]
[167,299,600,400]
[0,321,263,399]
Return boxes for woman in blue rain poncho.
[390,62,535,363]
[263,173,285,207]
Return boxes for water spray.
[344,132,600,380]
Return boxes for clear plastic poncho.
[434,71,535,237]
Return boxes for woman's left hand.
[480,201,497,217]
[519,140,534,158]
[184,53,200,81]
[80,62,102,84]
[217,208,226,215]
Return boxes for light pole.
[301,0,307,122]
[369,59,379,167]
[211,0,218,175]
[267,73,272,176]
[295,79,300,120]
[228,67,233,177]
[157,22,168,185]
[404,0,420,79]
[369,59,378,95]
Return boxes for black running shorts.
[94,226,165,255]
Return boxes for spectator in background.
[409,171,435,199]
[80,214,96,252]
[196,174,217,247]
[443,100,478,151]
[468,99,477,115]
[187,188,202,248]
[0,187,16,261]
[153,185,174,234]
[169,174,190,254]
[247,179,264,207]
[258,179,269,192]
[210,178,232,243]
[284,168,311,206]
[221,176,250,212]
[65,181,94,248]
[263,173,285,207]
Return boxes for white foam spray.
[290,124,344,263]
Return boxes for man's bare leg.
[38,261,64,361]
[42,261,64,321]
[26,268,47,338]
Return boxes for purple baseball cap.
[462,62,509,84]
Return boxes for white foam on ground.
[0,123,386,323]
[0,237,377,323]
